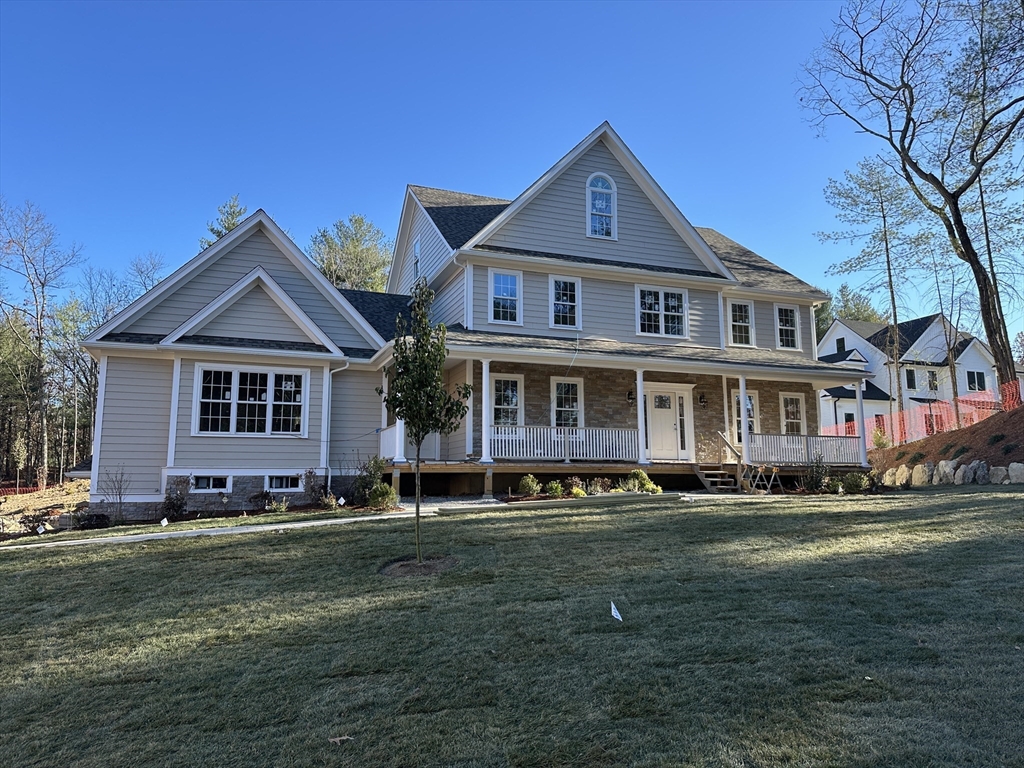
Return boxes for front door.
[648,390,680,460]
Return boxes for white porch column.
[636,369,650,465]
[855,378,869,467]
[739,375,751,465]
[465,361,474,457]
[480,359,493,463]
[394,419,407,463]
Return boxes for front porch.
[376,359,867,476]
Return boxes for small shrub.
[248,490,273,510]
[565,476,584,492]
[952,446,970,459]
[841,472,868,494]
[267,496,289,514]
[367,482,398,510]
[909,452,926,464]
[871,427,892,450]
[585,477,611,495]
[570,486,587,498]
[938,442,955,456]
[895,450,908,461]
[163,475,191,522]
[824,477,843,494]
[354,456,388,507]
[628,469,661,493]
[302,467,327,505]
[988,434,1006,446]
[19,512,49,534]
[1003,443,1018,455]
[803,454,828,493]
[518,474,541,496]
[77,513,110,530]
[616,476,641,492]
[543,480,563,497]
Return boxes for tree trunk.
[414,444,422,564]
[880,198,904,445]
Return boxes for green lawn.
[2,488,1023,767]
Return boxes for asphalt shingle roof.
[409,185,511,249]
[694,228,828,297]
[473,244,726,280]
[339,289,411,341]
[818,349,858,364]
[823,381,893,401]
[443,325,860,377]
[180,335,332,354]
[861,314,941,359]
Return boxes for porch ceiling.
[444,326,866,386]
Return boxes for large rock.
[974,462,990,485]
[894,464,911,488]
[954,465,967,485]
[990,466,1009,485]
[934,460,958,485]
[883,468,898,487]
[1009,463,1024,484]
[911,463,934,486]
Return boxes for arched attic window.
[587,173,616,239]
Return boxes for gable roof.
[837,319,888,339]
[823,380,893,401]
[85,210,386,351]
[861,314,941,360]
[695,228,828,297]
[408,186,511,250]
[818,348,867,364]
[460,122,734,279]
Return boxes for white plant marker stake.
[36,525,46,535]
[611,601,622,622]
[160,518,169,527]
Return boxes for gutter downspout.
[323,361,351,493]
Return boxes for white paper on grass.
[611,601,622,622]
[160,518,169,527]
[37,525,46,535]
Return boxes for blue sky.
[1,0,976,326]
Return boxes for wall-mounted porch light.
[626,389,636,406]
[698,393,708,409]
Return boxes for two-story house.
[83,123,867,516]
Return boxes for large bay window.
[194,365,308,436]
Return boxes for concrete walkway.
[1,510,431,551]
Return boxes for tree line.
[0,195,392,486]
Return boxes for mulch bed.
[380,555,459,578]
[870,406,1023,474]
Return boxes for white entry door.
[648,391,679,460]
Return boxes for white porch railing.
[748,433,862,465]
[490,426,639,461]
[379,424,400,460]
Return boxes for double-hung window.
[905,368,917,390]
[489,268,522,325]
[492,376,524,426]
[775,304,800,350]
[637,286,689,338]
[731,390,760,443]
[549,275,581,329]
[195,366,307,436]
[927,370,938,391]
[551,378,583,428]
[587,173,616,239]
[729,300,754,346]
[967,370,986,391]
[780,393,806,435]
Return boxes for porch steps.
[694,464,739,493]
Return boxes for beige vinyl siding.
[96,356,173,494]
[398,204,453,293]
[473,266,721,347]
[431,270,465,328]
[174,358,324,468]
[483,140,708,273]
[751,301,814,358]
[124,229,372,351]
[329,369,382,470]
[195,285,312,343]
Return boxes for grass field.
[2,487,1023,767]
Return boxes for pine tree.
[200,195,247,249]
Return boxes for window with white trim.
[195,366,307,436]
[836,337,846,354]
[905,368,917,390]
[637,286,689,337]
[775,304,800,349]
[492,376,524,426]
[413,237,420,280]
[267,475,302,491]
[489,268,522,325]
[729,300,754,346]
[780,393,806,435]
[549,275,581,329]
[730,390,760,443]
[967,370,986,391]
[927,370,938,391]
[551,378,583,428]
[587,173,616,239]
[193,475,228,491]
